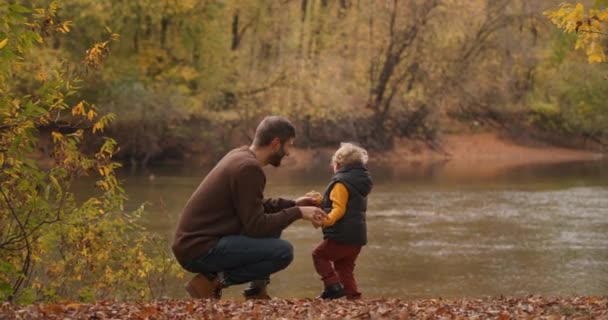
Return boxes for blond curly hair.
[331,142,369,167]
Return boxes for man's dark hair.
[253,116,296,147]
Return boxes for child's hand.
[311,211,325,228]
[300,207,327,227]
[305,191,323,206]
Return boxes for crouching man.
[172,116,326,299]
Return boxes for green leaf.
[49,175,61,191]
[8,135,22,154]
[25,102,47,117]
[8,4,31,14]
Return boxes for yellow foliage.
[179,66,199,82]
[104,266,115,283]
[92,122,104,133]
[0,38,7,49]
[98,165,111,177]
[587,41,605,63]
[84,41,112,69]
[51,131,63,142]
[96,180,109,190]
[72,101,85,116]
[36,72,47,82]
[545,2,608,63]
[87,109,97,121]
[92,114,115,134]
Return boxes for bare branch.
[578,29,608,36]
[0,185,32,299]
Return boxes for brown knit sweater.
[172,146,302,265]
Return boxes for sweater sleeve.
[322,182,349,227]
[233,164,302,237]
[263,198,296,213]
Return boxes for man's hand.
[295,196,317,207]
[300,206,327,227]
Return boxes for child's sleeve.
[322,182,349,227]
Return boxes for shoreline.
[34,132,606,173]
[278,133,604,176]
[384,133,603,163]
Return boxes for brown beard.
[268,145,286,167]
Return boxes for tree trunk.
[160,16,170,49]
[231,10,240,50]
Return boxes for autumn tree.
[0,1,181,302]
[545,1,608,63]
[535,1,608,146]
[10,0,604,164]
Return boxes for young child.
[309,142,373,300]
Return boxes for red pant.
[312,239,362,298]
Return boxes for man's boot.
[243,279,271,300]
[185,273,223,299]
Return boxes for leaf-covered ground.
[1,296,607,319]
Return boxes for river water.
[118,159,608,299]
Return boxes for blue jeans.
[182,235,294,286]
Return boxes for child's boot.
[318,283,345,299]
